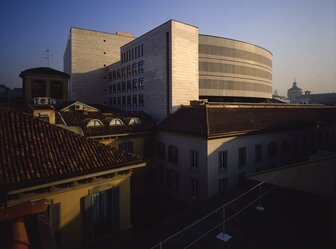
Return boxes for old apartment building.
[0,107,146,249]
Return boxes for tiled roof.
[61,111,155,136]
[19,67,69,78]
[158,105,336,137]
[0,108,143,190]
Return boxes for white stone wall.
[108,20,199,122]
[68,28,134,104]
[171,21,199,113]
[156,124,335,202]
[156,131,208,203]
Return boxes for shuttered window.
[83,187,120,244]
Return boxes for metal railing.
[150,173,280,249]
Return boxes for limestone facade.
[108,20,199,122]
[64,28,134,104]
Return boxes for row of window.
[157,132,335,171]
[31,80,63,99]
[109,78,144,94]
[109,61,144,81]
[161,166,228,199]
[121,44,144,64]
[110,94,144,107]
[86,117,141,128]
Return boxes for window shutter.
[110,187,120,232]
[82,195,94,244]
[49,203,61,246]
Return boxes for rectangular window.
[138,61,144,74]
[83,188,120,243]
[255,144,262,162]
[121,68,126,78]
[268,142,277,159]
[132,95,137,107]
[135,47,138,59]
[48,202,61,246]
[127,96,131,106]
[122,96,126,107]
[168,145,178,164]
[138,78,144,90]
[112,84,116,94]
[132,79,137,91]
[190,151,198,170]
[112,71,116,81]
[238,147,246,167]
[132,63,137,76]
[218,178,228,193]
[157,142,165,160]
[191,178,199,199]
[138,45,141,58]
[127,65,131,77]
[127,80,131,92]
[167,169,178,191]
[131,48,134,60]
[139,94,144,106]
[218,151,228,172]
[108,72,112,80]
[116,83,121,93]
[121,81,126,92]
[117,69,121,80]
[141,44,144,56]
[117,97,121,106]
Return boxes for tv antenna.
[41,48,52,67]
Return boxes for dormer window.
[128,117,141,125]
[109,118,124,126]
[86,119,103,127]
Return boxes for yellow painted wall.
[33,109,56,124]
[8,174,131,249]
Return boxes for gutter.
[7,162,146,196]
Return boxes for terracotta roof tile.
[0,108,143,190]
[158,105,336,137]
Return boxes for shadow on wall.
[71,68,109,105]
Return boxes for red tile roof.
[19,67,69,78]
[158,105,336,137]
[0,108,143,190]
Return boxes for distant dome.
[287,81,303,102]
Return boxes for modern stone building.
[64,28,135,104]
[65,20,273,122]
[108,20,199,122]
[199,35,272,101]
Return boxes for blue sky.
[0,0,335,95]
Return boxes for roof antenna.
[41,49,52,67]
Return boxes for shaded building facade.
[19,67,69,104]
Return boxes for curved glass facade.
[199,35,272,99]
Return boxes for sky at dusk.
[0,0,335,96]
